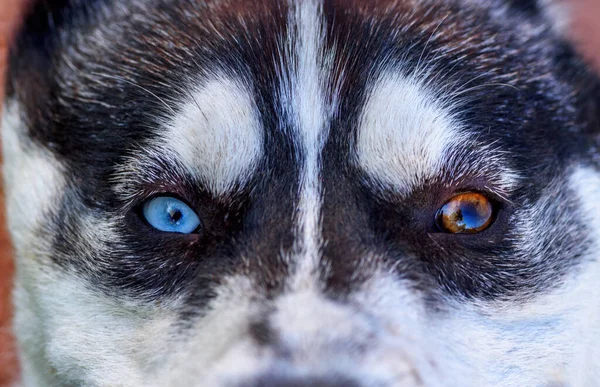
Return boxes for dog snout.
[236,366,429,387]
[221,292,434,387]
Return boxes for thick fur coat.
[4,0,600,385]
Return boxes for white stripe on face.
[356,72,464,195]
[159,76,263,195]
[285,0,331,288]
[1,101,66,249]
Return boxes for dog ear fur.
[5,0,106,98]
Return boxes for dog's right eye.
[142,196,202,234]
[435,192,495,234]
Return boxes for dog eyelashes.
[142,196,202,234]
[435,192,495,234]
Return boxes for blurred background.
[0,1,26,383]
[0,0,600,384]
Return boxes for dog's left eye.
[435,192,494,234]
[142,196,201,234]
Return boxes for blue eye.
[142,196,201,234]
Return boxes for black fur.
[506,0,541,16]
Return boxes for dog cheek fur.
[1,100,176,385]
[1,101,64,251]
[1,105,57,384]
[2,101,64,384]
[423,166,600,386]
[15,265,187,385]
[561,166,600,384]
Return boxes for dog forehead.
[100,0,521,200]
[9,0,567,171]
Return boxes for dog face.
[4,0,600,385]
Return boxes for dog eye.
[142,196,201,234]
[435,192,494,234]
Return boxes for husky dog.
[3,0,600,385]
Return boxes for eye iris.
[437,192,493,234]
[142,196,201,234]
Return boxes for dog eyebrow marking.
[285,0,331,288]
[356,72,464,195]
[157,76,263,195]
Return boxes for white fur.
[148,76,262,196]
[1,102,65,386]
[284,0,332,289]
[13,267,180,386]
[1,102,65,249]
[420,166,600,386]
[266,281,446,386]
[427,255,600,386]
[351,273,472,386]
[159,274,447,386]
[356,72,465,195]
[539,0,572,36]
[156,276,272,386]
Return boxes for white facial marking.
[285,0,331,289]
[1,101,65,249]
[156,276,270,386]
[161,273,449,386]
[356,73,464,195]
[13,266,181,386]
[153,76,262,195]
[562,166,600,384]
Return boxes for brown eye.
[436,192,494,234]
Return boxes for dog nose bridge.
[237,288,433,387]
[239,373,362,387]
[271,289,375,347]
[247,289,375,357]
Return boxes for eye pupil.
[168,208,183,223]
[436,192,494,234]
